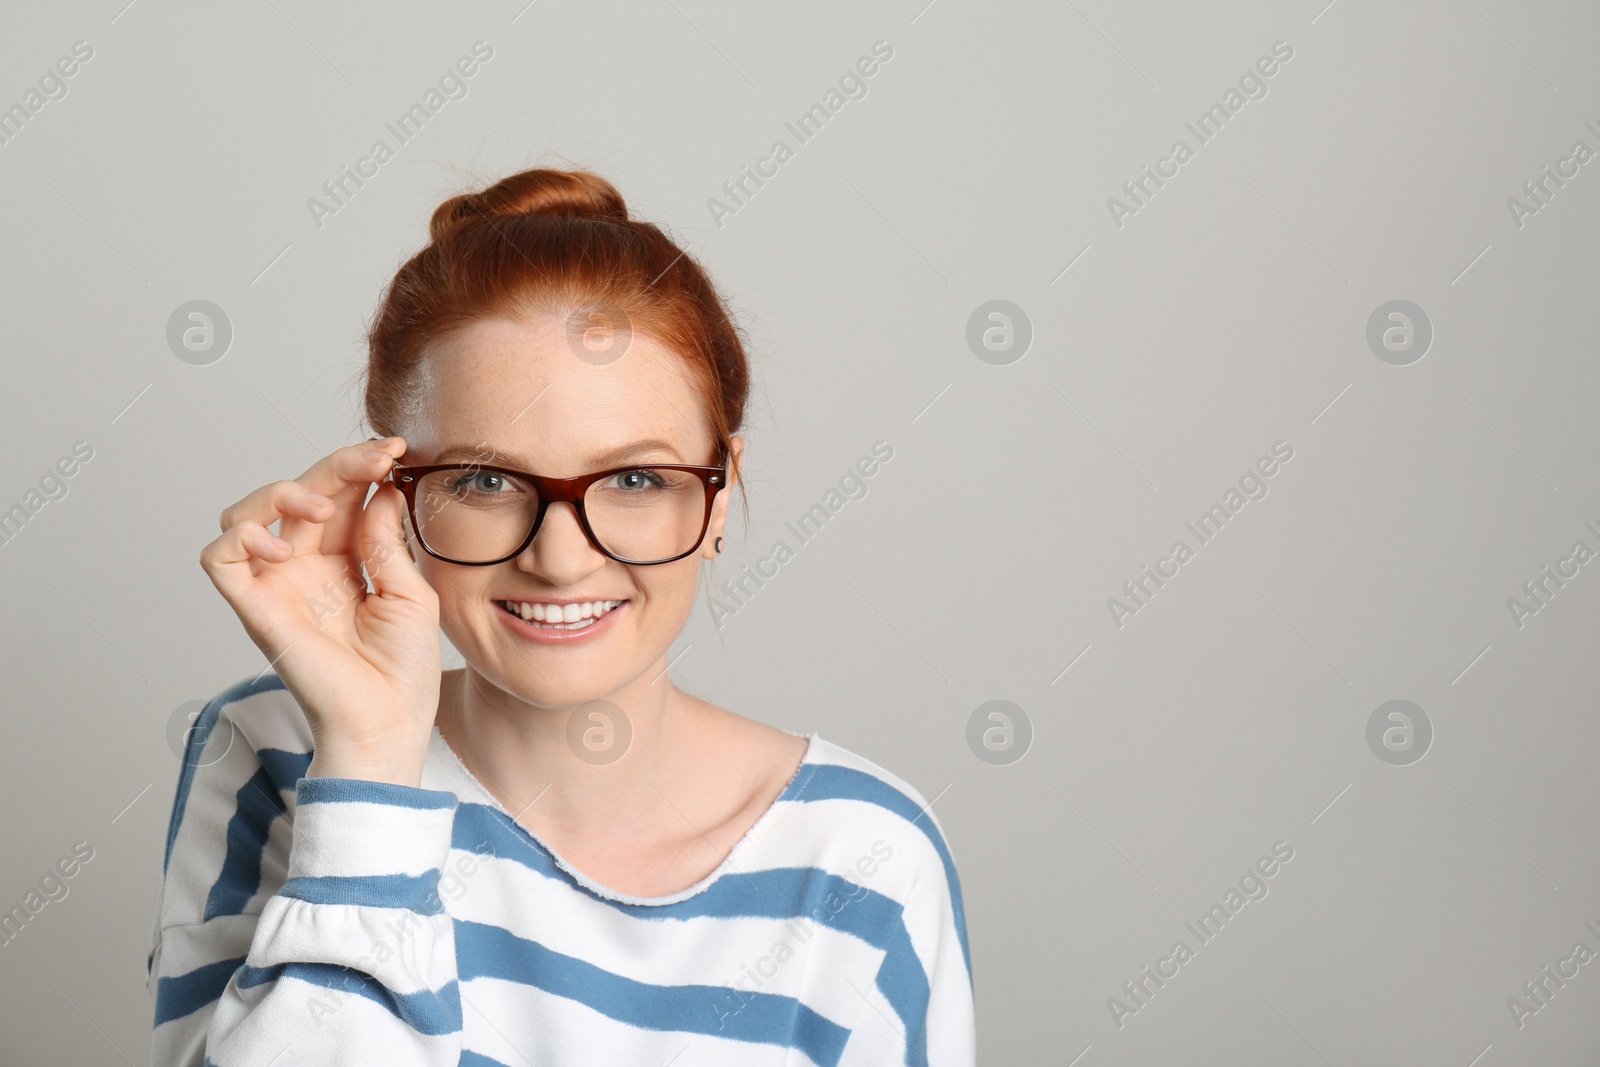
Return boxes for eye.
[450,470,515,496]
[607,468,668,492]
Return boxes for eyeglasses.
[386,450,727,566]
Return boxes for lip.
[494,598,628,645]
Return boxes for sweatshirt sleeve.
[915,861,977,1067]
[147,683,464,1067]
[835,797,976,1067]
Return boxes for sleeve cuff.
[287,777,459,887]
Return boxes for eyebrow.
[431,438,686,469]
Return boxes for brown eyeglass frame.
[385,451,728,567]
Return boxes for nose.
[514,499,606,577]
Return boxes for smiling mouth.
[495,599,627,630]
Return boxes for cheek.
[420,563,487,630]
[630,563,700,622]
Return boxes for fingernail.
[272,535,293,551]
[306,491,332,506]
[364,449,394,463]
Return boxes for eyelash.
[446,468,669,494]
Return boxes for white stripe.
[449,851,886,1028]
[287,795,454,879]
[459,973,840,1067]
[250,897,457,995]
[209,970,458,1065]
[224,685,314,756]
[150,913,259,977]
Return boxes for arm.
[148,696,463,1067]
[915,864,977,1067]
[836,827,975,1067]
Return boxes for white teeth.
[501,600,621,626]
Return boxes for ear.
[701,433,744,560]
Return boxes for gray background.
[1,0,1597,1062]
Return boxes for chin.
[475,649,627,705]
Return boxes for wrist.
[306,747,428,789]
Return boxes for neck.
[437,661,697,838]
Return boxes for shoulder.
[791,735,952,840]
[188,670,314,760]
[154,672,321,953]
[772,735,965,901]
[161,672,315,882]
[776,735,975,994]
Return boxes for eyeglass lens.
[411,467,709,563]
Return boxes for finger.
[199,519,294,606]
[290,435,406,498]
[357,485,435,606]
[297,437,407,556]
[218,479,337,553]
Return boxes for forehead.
[416,313,714,466]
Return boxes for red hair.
[361,167,750,523]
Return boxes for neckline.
[428,723,822,907]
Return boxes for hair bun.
[429,168,628,242]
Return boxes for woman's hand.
[198,437,441,787]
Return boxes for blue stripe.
[197,768,455,923]
[201,750,309,920]
[452,805,930,1063]
[460,1052,515,1067]
[163,673,287,875]
[878,922,934,1065]
[788,763,972,987]
[259,747,314,789]
[196,748,311,921]
[279,872,444,914]
[236,962,461,1036]
[154,954,247,1026]
[202,748,455,921]
[666,869,929,1065]
[296,775,458,810]
[456,920,851,1066]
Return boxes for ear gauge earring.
[714,536,723,553]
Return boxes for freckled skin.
[412,313,807,898]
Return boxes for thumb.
[358,485,435,604]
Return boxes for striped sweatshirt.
[147,672,975,1066]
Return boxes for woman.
[148,168,974,1066]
